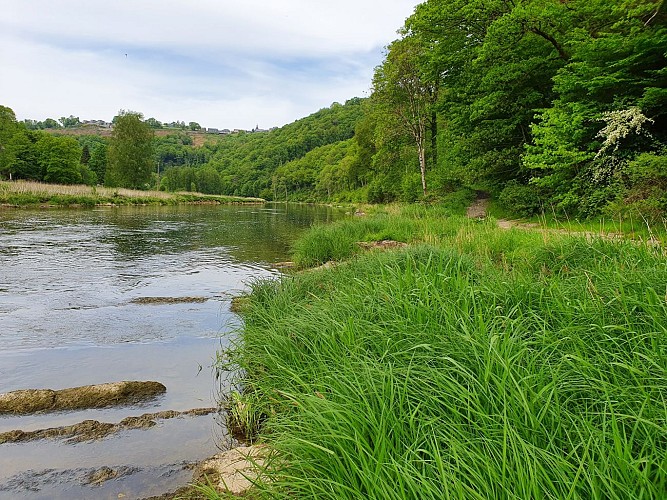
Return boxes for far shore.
[0,180,265,208]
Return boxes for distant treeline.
[1,0,665,218]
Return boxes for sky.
[0,1,421,130]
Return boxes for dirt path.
[466,192,490,219]
[466,192,541,229]
[464,194,655,245]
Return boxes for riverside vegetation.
[0,180,263,207]
[216,197,667,499]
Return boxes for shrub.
[498,180,543,217]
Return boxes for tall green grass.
[487,198,667,245]
[220,211,667,499]
[292,198,473,268]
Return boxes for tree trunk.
[430,111,438,169]
[418,143,427,196]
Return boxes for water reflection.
[0,203,343,351]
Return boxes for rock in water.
[0,381,167,415]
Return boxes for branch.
[528,27,569,60]
[644,2,662,26]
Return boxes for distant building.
[82,119,111,128]
[206,127,220,134]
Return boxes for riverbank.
[218,203,667,498]
[0,180,264,208]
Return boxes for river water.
[0,203,340,499]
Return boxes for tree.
[523,2,667,215]
[80,144,91,165]
[42,118,61,129]
[7,129,42,180]
[145,117,163,129]
[0,105,18,179]
[59,115,81,128]
[88,142,108,183]
[189,122,201,131]
[106,110,155,189]
[372,35,435,196]
[37,134,83,184]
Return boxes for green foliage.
[88,142,108,184]
[155,133,207,175]
[144,117,163,129]
[58,115,80,128]
[223,389,265,442]
[7,130,42,180]
[4,0,663,212]
[203,99,364,199]
[36,134,83,184]
[355,0,667,217]
[224,214,667,498]
[160,165,222,194]
[522,11,666,215]
[0,105,18,178]
[498,180,544,217]
[372,35,433,195]
[106,110,155,189]
[618,151,667,219]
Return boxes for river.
[0,203,341,499]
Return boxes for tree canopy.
[361,0,667,216]
[106,110,155,189]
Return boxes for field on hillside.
[46,126,218,147]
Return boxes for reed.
[0,180,264,206]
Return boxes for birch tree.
[372,36,434,196]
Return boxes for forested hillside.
[161,98,364,199]
[365,0,666,218]
[1,0,665,218]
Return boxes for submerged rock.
[130,296,209,305]
[0,389,55,414]
[0,381,167,415]
[0,407,217,444]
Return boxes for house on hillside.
[82,120,112,128]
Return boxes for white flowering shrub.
[596,107,654,158]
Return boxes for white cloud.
[1,1,420,128]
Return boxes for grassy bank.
[219,204,667,499]
[0,180,264,207]
[487,198,667,245]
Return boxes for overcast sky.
[1,1,420,130]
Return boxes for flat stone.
[0,407,217,444]
[198,445,266,495]
[0,381,167,415]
